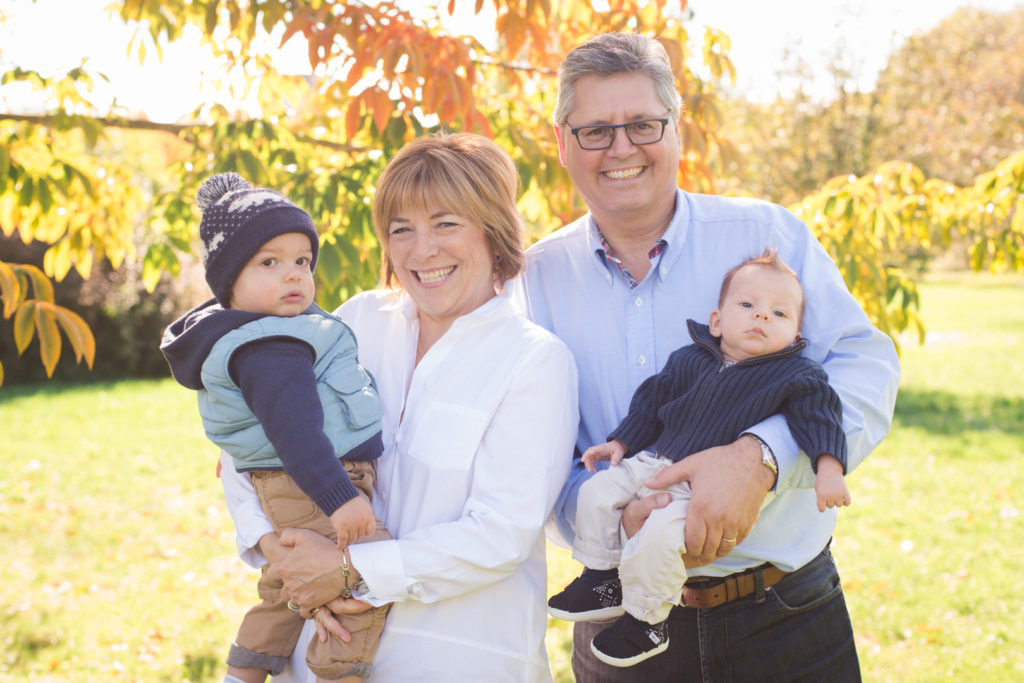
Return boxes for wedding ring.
[722,537,737,544]
[287,600,301,613]
[309,607,321,618]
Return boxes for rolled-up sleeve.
[219,451,275,568]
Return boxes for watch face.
[760,443,778,473]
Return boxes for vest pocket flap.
[324,365,383,428]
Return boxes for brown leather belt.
[680,565,788,609]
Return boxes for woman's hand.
[277,527,363,610]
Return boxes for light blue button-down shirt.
[515,189,900,577]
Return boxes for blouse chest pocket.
[323,364,384,429]
[408,402,490,471]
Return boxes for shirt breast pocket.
[409,402,490,471]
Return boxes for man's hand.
[329,496,376,549]
[581,440,628,472]
[640,436,773,565]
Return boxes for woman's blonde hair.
[371,133,525,288]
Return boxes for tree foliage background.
[1,0,1022,384]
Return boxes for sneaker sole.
[547,604,625,622]
[590,637,669,667]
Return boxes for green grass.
[2,271,1023,681]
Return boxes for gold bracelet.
[341,547,352,599]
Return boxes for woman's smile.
[415,265,456,284]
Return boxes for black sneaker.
[547,572,624,621]
[590,613,669,667]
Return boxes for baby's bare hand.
[582,440,627,472]
[329,496,376,549]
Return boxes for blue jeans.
[572,548,861,682]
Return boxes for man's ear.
[554,125,568,166]
[708,309,722,337]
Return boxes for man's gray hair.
[553,32,683,127]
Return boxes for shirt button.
[634,297,643,307]
[637,355,647,365]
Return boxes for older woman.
[220,133,578,682]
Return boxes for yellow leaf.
[33,301,62,377]
[22,263,55,301]
[13,301,36,353]
[0,261,22,318]
[73,248,94,280]
[52,304,96,369]
[44,240,73,282]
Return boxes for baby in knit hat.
[160,173,390,683]
[547,248,850,668]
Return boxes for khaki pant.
[229,460,391,679]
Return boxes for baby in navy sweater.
[548,248,850,667]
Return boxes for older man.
[518,32,898,682]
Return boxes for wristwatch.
[743,433,778,487]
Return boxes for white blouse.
[221,289,578,682]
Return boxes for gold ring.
[287,600,301,613]
[722,537,737,544]
[309,607,320,618]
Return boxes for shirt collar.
[586,189,690,285]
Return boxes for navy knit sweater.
[609,320,847,472]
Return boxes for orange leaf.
[371,88,392,135]
[345,98,362,141]
[440,95,457,125]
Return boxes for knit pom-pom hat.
[196,172,319,306]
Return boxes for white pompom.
[196,172,252,211]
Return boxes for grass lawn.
[2,271,1022,681]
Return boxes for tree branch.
[0,112,366,153]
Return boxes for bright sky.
[1,0,1022,122]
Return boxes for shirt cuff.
[741,414,801,490]
[347,538,409,606]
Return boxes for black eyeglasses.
[568,117,670,150]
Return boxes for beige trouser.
[573,452,691,624]
[231,460,391,679]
